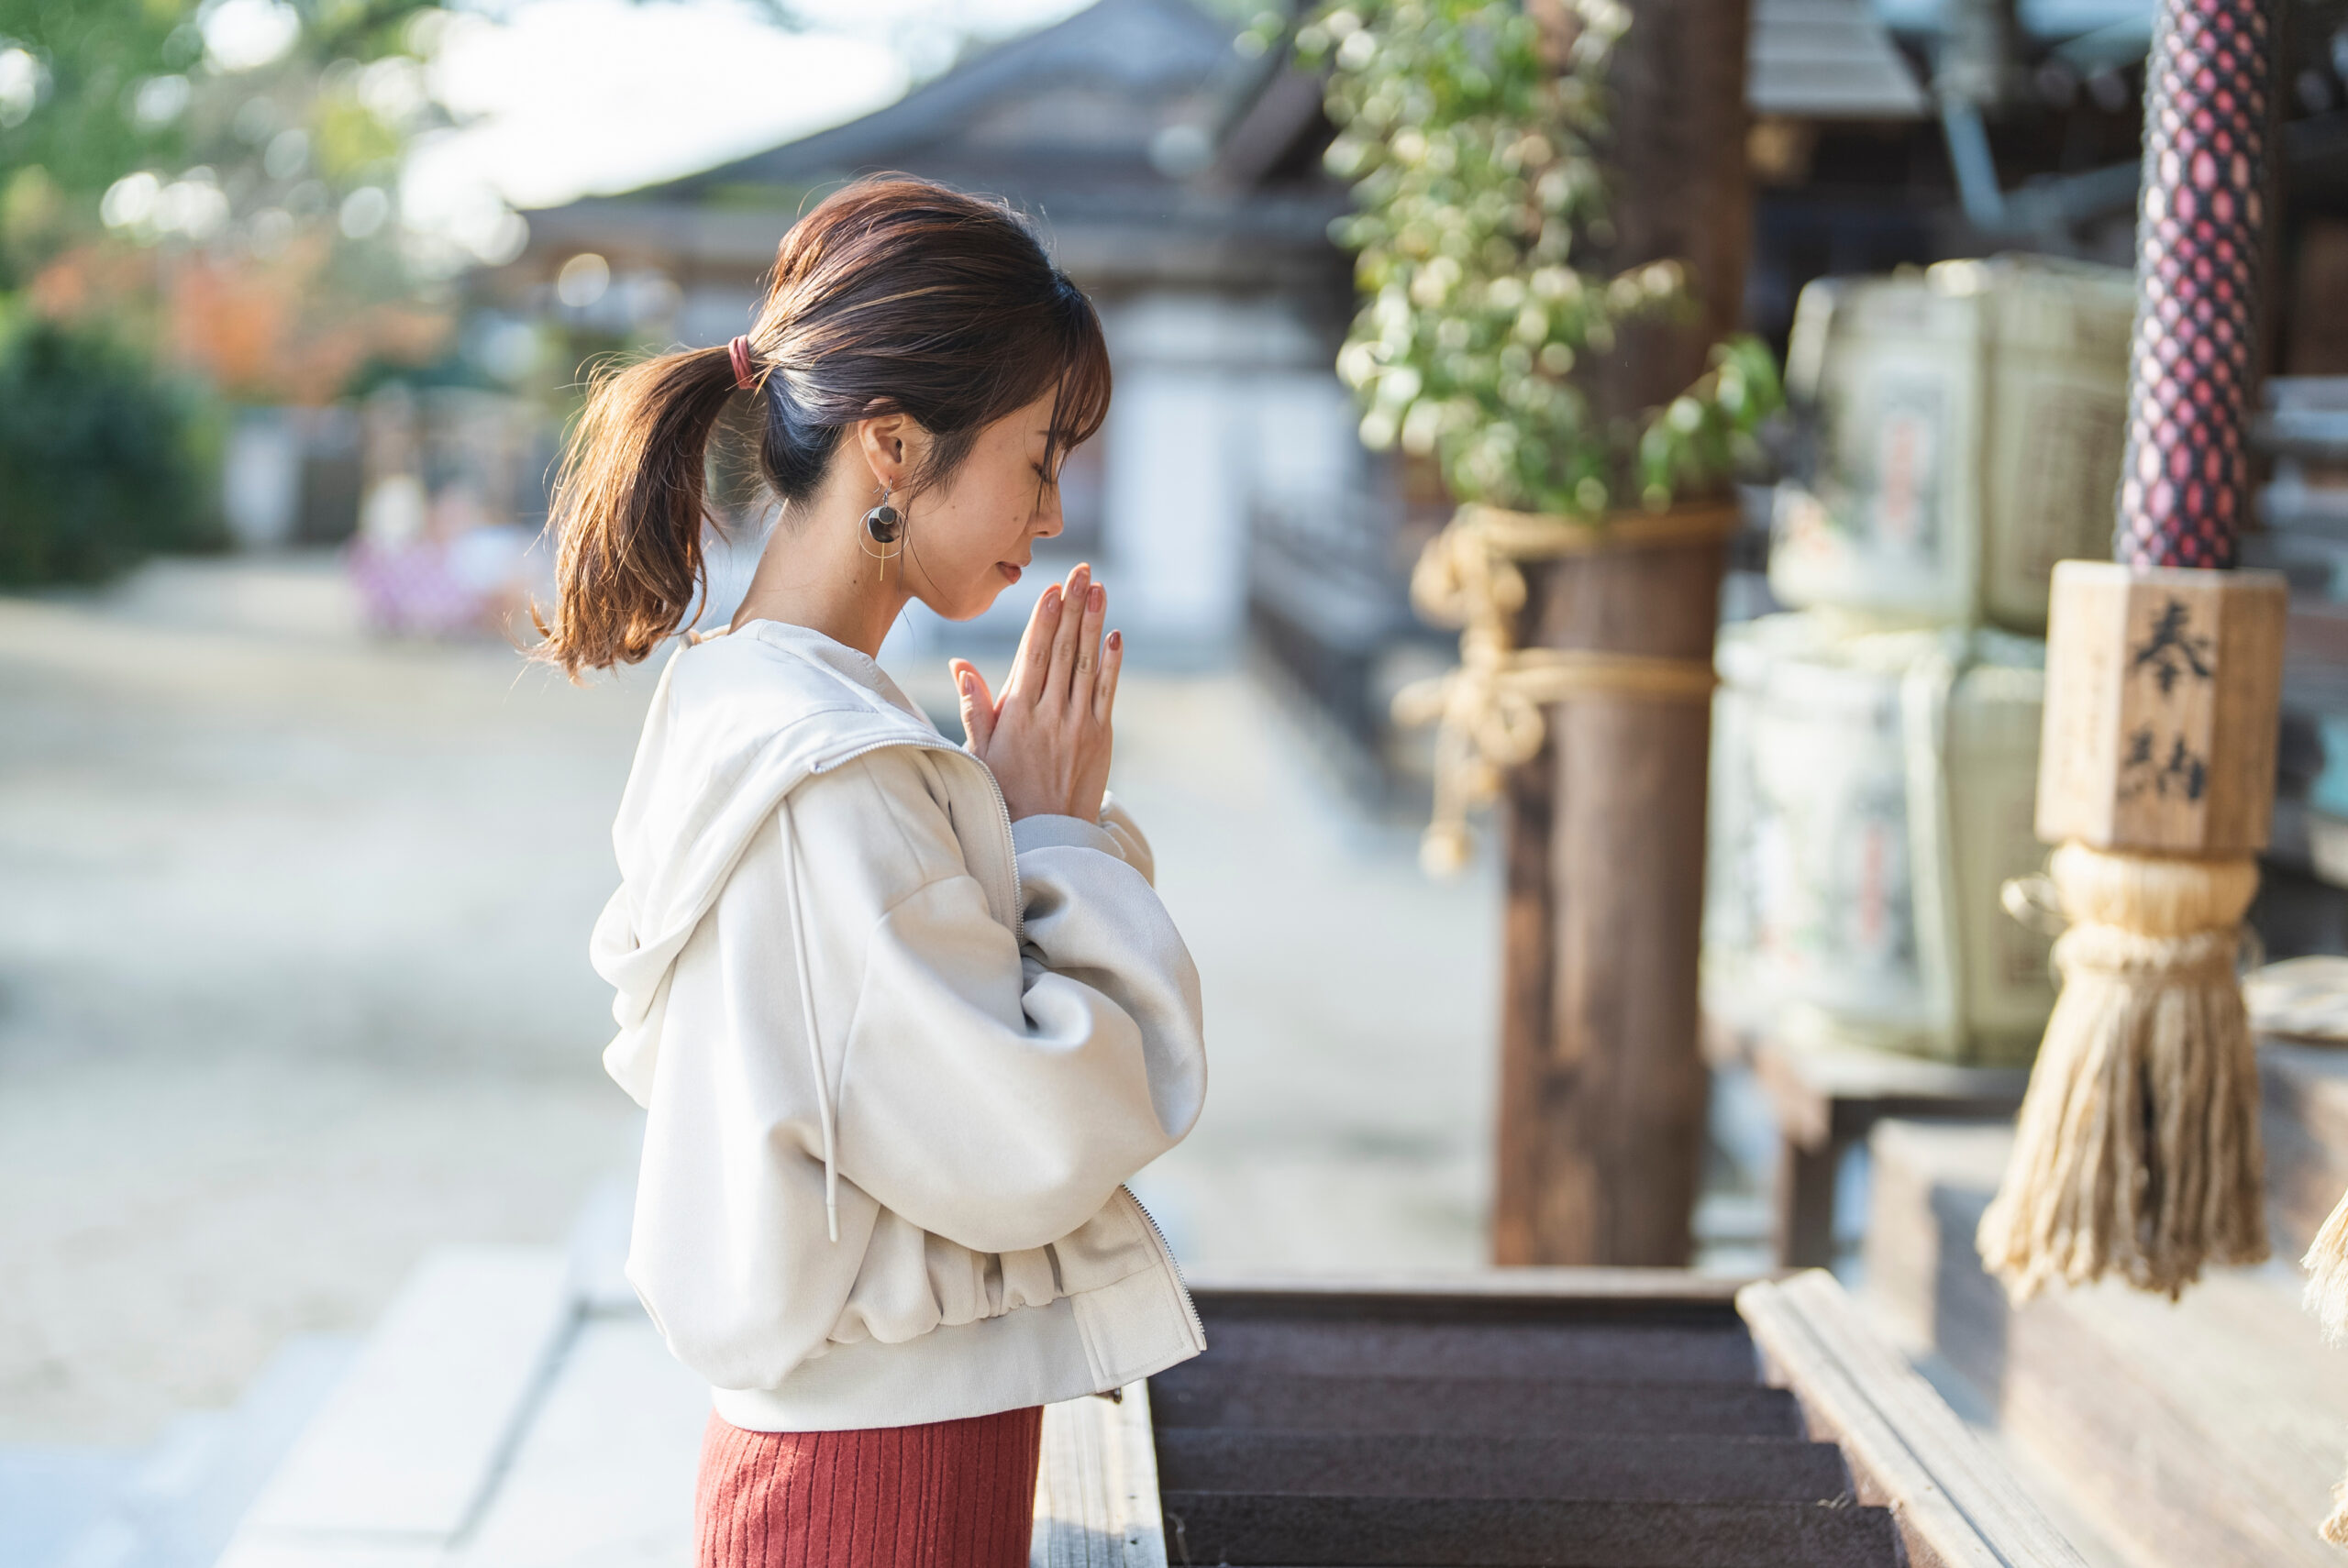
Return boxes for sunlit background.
[0,6,1502,1555]
[10,0,2348,1561]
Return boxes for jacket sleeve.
[817,764,1207,1256]
[1097,791,1157,885]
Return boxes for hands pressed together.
[951,563,1122,823]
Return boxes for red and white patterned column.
[2117,0,2276,570]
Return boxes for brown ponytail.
[534,345,737,673]
[534,174,1112,678]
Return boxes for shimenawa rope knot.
[1393,502,1737,876]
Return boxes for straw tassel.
[2300,1138,2348,1545]
[2319,1461,2348,1547]
[1976,843,2266,1302]
[2305,1187,2348,1345]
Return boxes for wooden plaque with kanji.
[2035,560,2287,855]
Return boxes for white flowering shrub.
[1282,0,1782,516]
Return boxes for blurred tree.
[2,2,432,267]
[0,1,476,582]
[0,301,219,583]
[0,0,466,398]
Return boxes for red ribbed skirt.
[692,1407,1043,1568]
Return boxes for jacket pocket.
[1066,1224,1207,1389]
[1047,1188,1159,1296]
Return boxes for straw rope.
[1393,502,1740,875]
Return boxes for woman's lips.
[997,562,1023,584]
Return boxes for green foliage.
[0,1,459,579]
[0,0,454,285]
[0,0,189,223]
[0,304,219,585]
[1280,0,1782,516]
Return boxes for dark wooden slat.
[1157,1492,1902,1567]
[1187,1320,1758,1383]
[1146,1372,1804,1438]
[1188,1274,1749,1325]
[1155,1430,1852,1504]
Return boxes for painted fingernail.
[1108,630,1122,650]
[958,671,973,696]
[1043,587,1060,610]
[1089,584,1104,611]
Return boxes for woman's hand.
[952,563,1122,823]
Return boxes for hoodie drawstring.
[778,798,840,1242]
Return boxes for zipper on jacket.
[971,756,1019,911]
[1123,1184,1208,1347]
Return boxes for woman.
[534,176,1208,1566]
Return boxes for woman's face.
[903,391,1071,622]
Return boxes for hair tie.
[727,335,758,392]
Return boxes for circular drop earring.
[858,483,902,581]
[860,484,904,578]
[862,486,903,548]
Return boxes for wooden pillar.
[1491,0,1755,1267]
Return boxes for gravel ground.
[0,553,1498,1445]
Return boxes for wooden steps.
[1185,1317,1765,1381]
[221,1239,2074,1567]
[1866,1117,2348,1568]
[1154,1430,1852,1502]
[1140,1273,2077,1568]
[1157,1493,1903,1567]
[1149,1372,1806,1437]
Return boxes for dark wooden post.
[1491,0,1756,1266]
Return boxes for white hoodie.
[592,621,1208,1431]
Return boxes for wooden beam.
[1032,1384,1168,1568]
[1869,1119,2348,1567]
[1738,1270,2091,1568]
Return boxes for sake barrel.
[1769,256,2133,633]
[1703,611,1838,1023]
[1704,613,2055,1064]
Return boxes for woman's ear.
[854,413,925,491]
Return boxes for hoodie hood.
[592,623,977,1108]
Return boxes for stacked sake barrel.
[1704,256,2135,1065]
